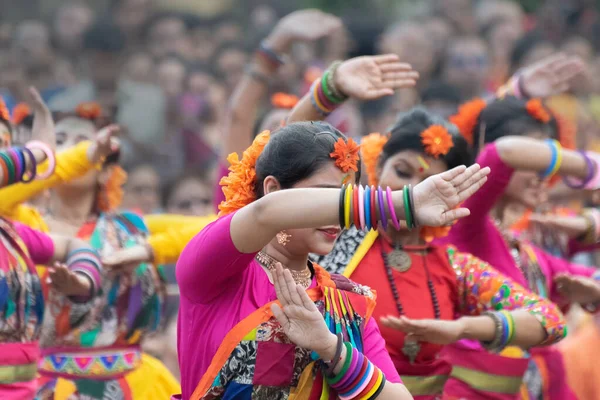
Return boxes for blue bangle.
[364,186,371,231]
[499,312,510,348]
[258,41,285,66]
[540,139,557,179]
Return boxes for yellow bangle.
[312,80,334,113]
[345,184,352,229]
[549,141,563,177]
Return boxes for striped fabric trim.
[401,374,449,396]
[0,363,37,384]
[451,366,523,394]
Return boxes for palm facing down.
[413,164,490,226]
[335,54,419,100]
[271,264,335,357]
[381,315,464,345]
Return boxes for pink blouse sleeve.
[213,162,229,213]
[176,212,257,304]
[362,318,402,384]
[14,222,54,265]
[449,144,515,237]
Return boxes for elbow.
[529,303,568,346]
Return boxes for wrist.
[460,315,496,342]
[263,33,291,55]
[315,332,338,361]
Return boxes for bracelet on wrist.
[539,139,562,180]
[481,311,515,352]
[340,185,410,232]
[257,41,286,68]
[563,150,595,189]
[25,140,56,180]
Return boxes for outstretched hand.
[270,263,336,360]
[87,124,121,164]
[520,53,586,98]
[529,213,589,239]
[381,315,464,345]
[335,54,419,100]
[554,273,600,305]
[271,9,342,44]
[412,164,490,227]
[48,263,92,297]
[29,87,55,151]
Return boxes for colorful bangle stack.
[26,140,56,181]
[257,41,286,68]
[496,73,529,100]
[310,62,348,116]
[324,342,387,399]
[0,146,40,186]
[482,310,515,352]
[66,248,102,302]
[339,185,416,232]
[539,139,563,180]
[581,208,600,244]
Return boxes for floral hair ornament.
[218,130,271,216]
[96,166,127,212]
[421,125,454,158]
[330,137,360,173]
[271,93,299,110]
[361,133,389,186]
[0,97,10,123]
[76,102,103,120]
[449,98,486,146]
[526,98,551,123]
[12,103,31,125]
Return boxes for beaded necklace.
[380,240,440,364]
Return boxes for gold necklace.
[256,251,313,288]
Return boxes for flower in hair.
[330,137,360,173]
[271,92,299,110]
[76,102,102,120]
[449,98,487,146]
[526,99,551,123]
[0,97,10,123]
[421,125,454,158]
[12,103,31,125]
[361,133,388,186]
[97,166,127,212]
[218,130,271,216]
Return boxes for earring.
[276,231,291,246]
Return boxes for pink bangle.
[25,141,55,180]
[386,187,400,230]
[584,153,600,190]
[358,185,365,230]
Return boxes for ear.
[263,175,282,195]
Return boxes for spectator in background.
[421,80,463,118]
[433,0,477,34]
[212,13,244,47]
[510,31,556,73]
[483,17,524,89]
[157,55,187,99]
[213,41,249,93]
[52,0,94,59]
[50,22,167,169]
[163,171,213,216]
[188,24,217,63]
[441,35,491,98]
[146,13,190,60]
[121,164,162,214]
[124,51,155,84]
[112,0,153,47]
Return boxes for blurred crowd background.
[3,0,600,378]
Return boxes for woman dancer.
[440,95,600,400]
[176,117,489,399]
[287,64,568,397]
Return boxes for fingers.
[455,166,490,193]
[374,54,400,64]
[271,303,290,327]
[380,62,414,73]
[440,208,471,225]
[283,269,303,306]
[28,87,46,108]
[552,57,586,83]
[272,264,289,307]
[297,284,318,312]
[449,164,481,188]
[438,165,467,182]
[366,88,394,98]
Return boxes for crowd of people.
[2,0,600,399]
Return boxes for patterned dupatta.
[0,217,44,343]
[40,211,166,350]
[191,265,376,400]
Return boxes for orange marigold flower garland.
[271,93,299,110]
[218,130,271,216]
[449,98,486,146]
[526,99,551,123]
[0,97,10,123]
[421,125,454,158]
[76,102,102,120]
[330,137,360,173]
[97,166,128,212]
[12,103,31,125]
[361,133,388,186]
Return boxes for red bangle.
[353,185,360,228]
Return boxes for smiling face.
[263,162,354,257]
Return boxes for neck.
[262,241,309,272]
[49,186,98,223]
[380,226,424,247]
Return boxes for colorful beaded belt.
[0,362,37,384]
[38,346,142,380]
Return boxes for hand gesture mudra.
[520,53,586,98]
[101,244,151,274]
[48,263,92,297]
[412,164,490,227]
[381,315,464,345]
[554,274,600,305]
[273,9,342,42]
[29,87,55,151]
[335,54,419,100]
[270,263,336,358]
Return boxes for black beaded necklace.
[380,240,441,363]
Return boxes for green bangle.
[327,342,353,384]
[321,71,345,104]
[0,152,16,184]
[403,186,413,230]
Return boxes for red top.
[350,239,458,375]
